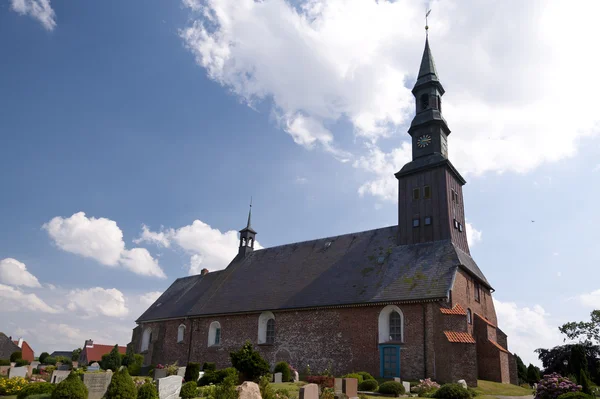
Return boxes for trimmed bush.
[202,362,216,372]
[557,394,592,399]
[198,367,238,386]
[184,362,201,383]
[105,368,136,399]
[230,341,270,381]
[16,358,31,367]
[17,382,55,399]
[274,362,291,383]
[44,357,58,366]
[11,351,23,362]
[358,380,378,392]
[357,372,375,381]
[101,345,122,372]
[341,373,363,383]
[51,372,89,399]
[0,359,10,366]
[128,354,144,376]
[181,381,198,399]
[136,382,158,399]
[39,352,50,364]
[26,395,53,399]
[378,381,405,397]
[432,384,470,399]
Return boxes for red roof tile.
[489,339,509,353]
[440,304,467,315]
[444,331,476,344]
[83,344,126,362]
[474,313,497,327]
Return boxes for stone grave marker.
[154,368,168,380]
[9,366,27,378]
[293,370,299,382]
[0,366,10,376]
[51,370,71,383]
[84,371,113,399]
[300,383,319,399]
[334,378,343,393]
[393,377,401,383]
[342,378,358,398]
[402,382,411,394]
[457,380,468,389]
[177,367,186,377]
[87,362,100,372]
[156,375,182,399]
[198,371,204,381]
[274,372,282,383]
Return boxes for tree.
[71,348,82,362]
[100,345,122,371]
[122,345,134,367]
[514,353,528,384]
[10,351,22,362]
[570,345,588,380]
[230,341,270,381]
[105,368,136,399]
[559,310,600,345]
[527,364,541,384]
[39,352,50,364]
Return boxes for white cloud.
[43,212,166,278]
[0,258,41,288]
[579,289,600,309]
[67,287,128,318]
[140,291,162,306]
[466,222,482,247]
[494,298,562,367]
[0,284,60,314]
[181,0,600,201]
[10,0,56,31]
[133,225,171,248]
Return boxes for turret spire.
[238,198,256,257]
[246,197,253,230]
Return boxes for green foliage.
[320,388,335,399]
[165,362,180,376]
[515,353,528,384]
[275,389,291,399]
[51,372,89,399]
[181,381,199,399]
[527,364,541,384]
[274,362,291,383]
[198,368,239,386]
[127,354,144,376]
[136,382,158,399]
[213,371,239,399]
[557,393,593,399]
[15,358,31,366]
[185,362,201,383]
[106,368,136,399]
[11,351,23,362]
[122,346,135,367]
[229,341,270,381]
[378,381,405,397]
[559,310,600,344]
[432,384,471,399]
[202,362,216,372]
[0,359,10,365]
[359,394,368,399]
[71,349,82,362]
[341,373,363,383]
[356,372,375,381]
[44,357,58,366]
[358,379,378,391]
[579,369,592,395]
[101,345,122,372]
[259,376,276,399]
[26,394,53,399]
[39,352,50,364]
[17,382,55,399]
[571,346,588,379]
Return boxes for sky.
[1,0,599,368]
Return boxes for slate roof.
[137,226,492,322]
[0,333,20,360]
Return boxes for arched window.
[177,324,186,343]
[141,328,151,352]
[258,311,275,344]
[248,238,253,247]
[378,305,404,343]
[467,309,472,325]
[420,94,429,111]
[242,238,247,247]
[208,321,221,347]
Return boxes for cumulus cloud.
[0,284,60,313]
[579,289,600,309]
[494,298,562,367]
[133,225,171,248]
[181,0,600,201]
[43,212,166,278]
[67,287,128,318]
[0,258,41,288]
[10,0,56,31]
[466,222,482,247]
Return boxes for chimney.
[85,339,94,348]
[17,338,23,348]
[201,268,209,276]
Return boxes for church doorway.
[379,345,401,378]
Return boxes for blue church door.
[379,345,401,378]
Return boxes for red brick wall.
[451,270,497,331]
[20,342,34,362]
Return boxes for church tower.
[238,200,256,257]
[395,36,470,253]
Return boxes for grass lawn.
[1,396,17,399]
[474,380,533,397]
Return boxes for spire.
[413,36,444,94]
[246,197,253,230]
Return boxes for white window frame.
[257,311,275,344]
[141,327,152,352]
[208,321,221,347]
[378,305,404,343]
[177,324,186,343]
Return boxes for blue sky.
[1,0,599,367]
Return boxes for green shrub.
[557,393,592,399]
[274,362,291,383]
[122,346,134,367]
[44,357,57,366]
[11,351,23,362]
[16,359,31,367]
[358,380,378,392]
[357,372,375,381]
[213,371,239,399]
[26,394,52,399]
[185,363,201,383]
[230,341,270,381]
[181,381,199,399]
[579,369,592,395]
[17,382,55,399]
[136,382,158,399]
[39,353,50,364]
[0,359,10,366]
[320,388,335,399]
[378,382,405,397]
[202,362,216,372]
[259,376,276,399]
[127,354,144,376]
[341,373,363,383]
[105,368,136,399]
[432,384,471,399]
[51,372,89,399]
[198,368,238,386]
[101,345,122,372]
[275,389,291,399]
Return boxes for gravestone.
[9,366,27,378]
[156,375,182,399]
[300,383,319,399]
[342,378,358,398]
[393,377,401,383]
[154,368,168,380]
[293,370,299,382]
[457,380,467,389]
[84,371,113,399]
[87,362,100,372]
[402,382,411,394]
[198,371,204,381]
[274,372,283,383]
[334,378,343,393]
[51,370,71,383]
[177,367,186,377]
[0,366,9,376]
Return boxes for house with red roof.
[78,339,126,365]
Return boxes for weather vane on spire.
[425,8,432,37]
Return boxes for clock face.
[417,134,432,148]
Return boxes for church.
[131,36,517,387]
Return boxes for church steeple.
[238,199,256,257]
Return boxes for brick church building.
[132,36,517,387]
